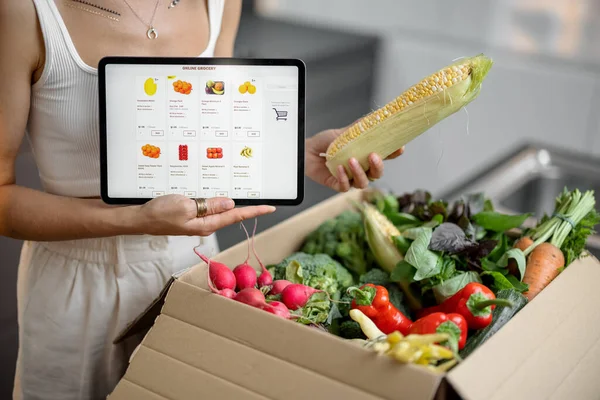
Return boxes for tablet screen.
[100,58,304,205]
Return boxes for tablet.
[98,57,305,206]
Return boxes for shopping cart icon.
[273,108,288,121]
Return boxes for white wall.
[256,0,600,195]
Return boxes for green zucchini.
[459,289,528,359]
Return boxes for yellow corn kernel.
[324,54,493,179]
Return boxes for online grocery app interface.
[104,63,300,201]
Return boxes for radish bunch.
[194,219,322,320]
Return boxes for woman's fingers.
[191,205,276,234]
[204,197,236,215]
[349,158,369,189]
[385,146,405,160]
[335,165,351,192]
[366,153,384,180]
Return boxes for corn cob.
[360,202,422,311]
[325,54,493,178]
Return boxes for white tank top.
[26,0,225,197]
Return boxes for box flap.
[141,313,383,400]
[108,380,167,400]
[162,278,443,400]
[447,254,600,399]
[110,345,268,400]
[113,267,192,344]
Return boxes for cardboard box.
[109,189,600,400]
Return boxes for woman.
[0,1,404,399]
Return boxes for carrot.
[522,242,565,301]
[519,189,596,300]
[508,236,533,277]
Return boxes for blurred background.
[2,0,600,397]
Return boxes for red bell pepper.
[416,282,514,330]
[409,312,468,352]
[348,284,413,335]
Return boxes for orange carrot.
[521,242,564,301]
[508,236,533,277]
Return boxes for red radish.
[233,222,258,290]
[262,301,291,319]
[257,269,273,288]
[269,280,293,296]
[244,219,273,288]
[218,288,237,299]
[233,265,257,291]
[281,284,324,310]
[204,259,237,299]
[234,287,266,308]
[194,246,236,291]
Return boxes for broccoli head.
[338,320,366,340]
[301,211,375,275]
[270,252,355,298]
[359,268,391,286]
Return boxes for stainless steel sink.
[440,143,600,259]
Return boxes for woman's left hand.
[305,126,405,192]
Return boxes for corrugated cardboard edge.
[109,344,269,400]
[108,380,167,400]
[446,252,600,400]
[133,309,384,400]
[113,267,192,344]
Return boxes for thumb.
[203,197,236,215]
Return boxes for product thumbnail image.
[178,144,188,161]
[240,146,253,158]
[238,81,256,94]
[143,78,157,96]
[141,144,161,159]
[206,80,224,95]
[207,147,223,159]
[173,79,192,95]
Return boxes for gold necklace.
[65,2,120,22]
[121,0,161,39]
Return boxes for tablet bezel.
[98,56,306,206]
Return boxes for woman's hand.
[305,126,405,192]
[136,195,276,237]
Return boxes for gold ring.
[195,198,208,218]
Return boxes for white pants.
[12,233,219,400]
